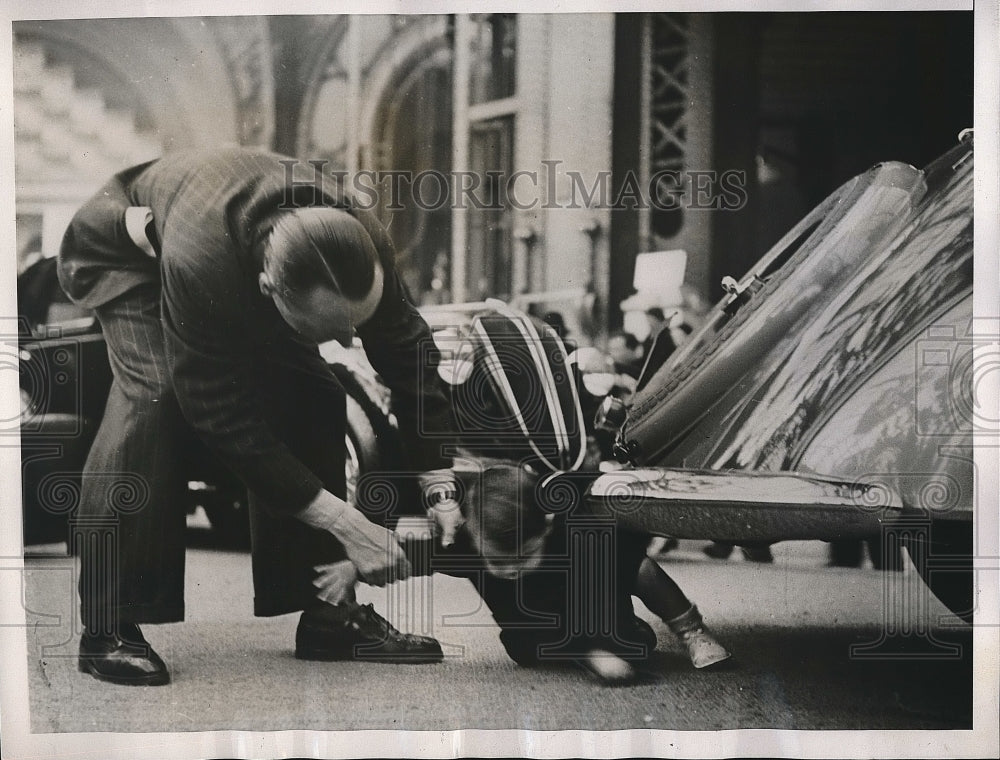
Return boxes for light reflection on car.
[600,133,975,622]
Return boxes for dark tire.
[906,521,974,623]
[196,391,382,548]
[345,392,381,506]
[199,392,383,545]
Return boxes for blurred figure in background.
[607,330,644,381]
[542,310,570,344]
[702,541,774,563]
[667,310,694,349]
[641,306,668,359]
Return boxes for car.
[589,133,976,622]
[387,135,977,624]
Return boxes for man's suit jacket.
[58,147,453,514]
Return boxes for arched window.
[300,16,456,304]
[373,50,453,303]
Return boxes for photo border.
[1,1,995,758]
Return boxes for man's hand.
[296,489,411,586]
[332,507,412,586]
[418,469,464,548]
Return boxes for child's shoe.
[666,605,731,669]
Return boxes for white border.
[0,0,979,19]
[1,1,995,758]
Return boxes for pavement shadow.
[717,623,974,728]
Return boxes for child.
[456,458,730,681]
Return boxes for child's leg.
[635,557,691,619]
[635,557,731,669]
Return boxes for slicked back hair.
[264,207,377,299]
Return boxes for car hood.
[622,140,974,473]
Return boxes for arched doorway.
[370,45,453,303]
[295,16,455,304]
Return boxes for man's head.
[459,459,554,579]
[258,207,384,345]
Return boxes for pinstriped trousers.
[77,283,348,631]
[77,284,187,630]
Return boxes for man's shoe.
[295,602,443,664]
[78,623,170,686]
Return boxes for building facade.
[13,12,973,340]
